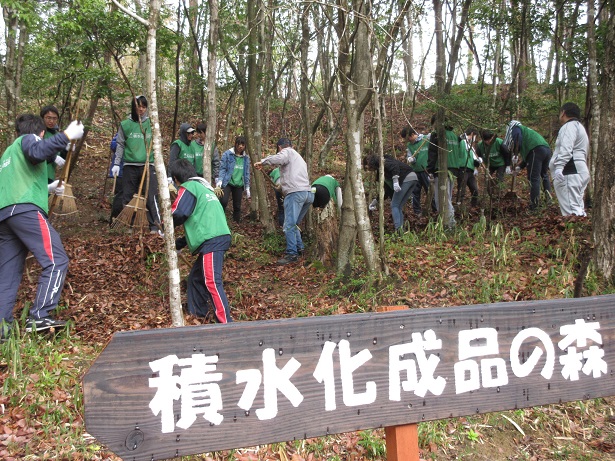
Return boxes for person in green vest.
[217,136,251,223]
[312,174,342,213]
[402,126,434,215]
[269,167,284,226]
[111,95,162,233]
[477,130,511,184]
[503,120,552,210]
[167,123,196,177]
[0,113,83,338]
[169,159,232,323]
[192,122,220,184]
[40,105,67,183]
[457,126,482,207]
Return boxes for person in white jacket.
[549,102,590,216]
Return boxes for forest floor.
[1,121,615,460]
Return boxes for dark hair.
[16,114,45,136]
[560,102,581,119]
[465,126,479,136]
[169,158,197,184]
[400,126,417,138]
[364,154,380,170]
[481,130,495,141]
[276,137,291,148]
[235,136,247,147]
[130,95,148,121]
[40,105,60,119]
[196,122,207,133]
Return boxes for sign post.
[83,295,615,461]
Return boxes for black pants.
[411,171,435,214]
[453,168,479,206]
[121,164,161,230]
[220,184,244,222]
[110,176,124,220]
[274,189,285,226]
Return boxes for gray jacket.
[261,147,310,195]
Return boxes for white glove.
[54,156,66,168]
[167,177,173,185]
[368,198,378,211]
[505,166,512,175]
[245,187,251,199]
[512,155,519,165]
[111,165,120,177]
[476,157,483,164]
[66,142,72,152]
[392,175,401,193]
[64,120,84,141]
[48,180,64,196]
[553,169,565,182]
[407,156,416,165]
[216,180,222,188]
[515,166,521,173]
[474,169,479,176]
[428,174,435,183]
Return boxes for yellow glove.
[214,187,224,197]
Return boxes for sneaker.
[276,254,298,265]
[25,317,67,333]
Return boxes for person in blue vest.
[0,114,83,338]
[217,136,251,223]
[169,159,232,323]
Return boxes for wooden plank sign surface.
[83,295,615,461]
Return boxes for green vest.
[312,175,340,204]
[0,136,50,212]
[477,137,505,168]
[408,138,429,172]
[445,130,464,169]
[229,155,244,187]
[121,118,153,163]
[269,167,280,184]
[181,179,231,253]
[462,141,475,169]
[190,141,205,175]
[518,125,549,161]
[173,139,195,167]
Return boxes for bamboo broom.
[111,154,151,231]
[48,141,78,216]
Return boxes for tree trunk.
[148,0,184,327]
[204,0,219,184]
[3,6,24,144]
[586,0,599,198]
[593,1,615,284]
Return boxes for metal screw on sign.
[125,429,144,451]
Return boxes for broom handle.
[112,175,117,195]
[48,140,75,216]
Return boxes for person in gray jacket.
[549,102,590,216]
[254,138,314,265]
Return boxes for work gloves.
[392,175,401,193]
[48,180,64,196]
[407,156,416,165]
[54,156,66,168]
[111,165,120,177]
[216,180,222,188]
[368,198,378,211]
[245,187,251,199]
[505,166,512,175]
[64,120,84,141]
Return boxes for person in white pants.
[549,102,590,217]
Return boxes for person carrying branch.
[111,95,162,234]
[503,119,552,210]
[169,159,232,323]
[0,114,84,338]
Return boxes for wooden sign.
[83,295,615,461]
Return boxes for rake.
[111,157,150,231]
[48,141,78,216]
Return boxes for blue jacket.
[219,148,251,189]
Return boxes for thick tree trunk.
[593,2,615,284]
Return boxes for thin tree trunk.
[586,0,599,199]
[204,0,219,184]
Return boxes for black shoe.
[277,254,298,265]
[25,317,67,333]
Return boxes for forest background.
[1,0,615,460]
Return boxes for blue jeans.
[283,190,314,256]
[391,180,417,230]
